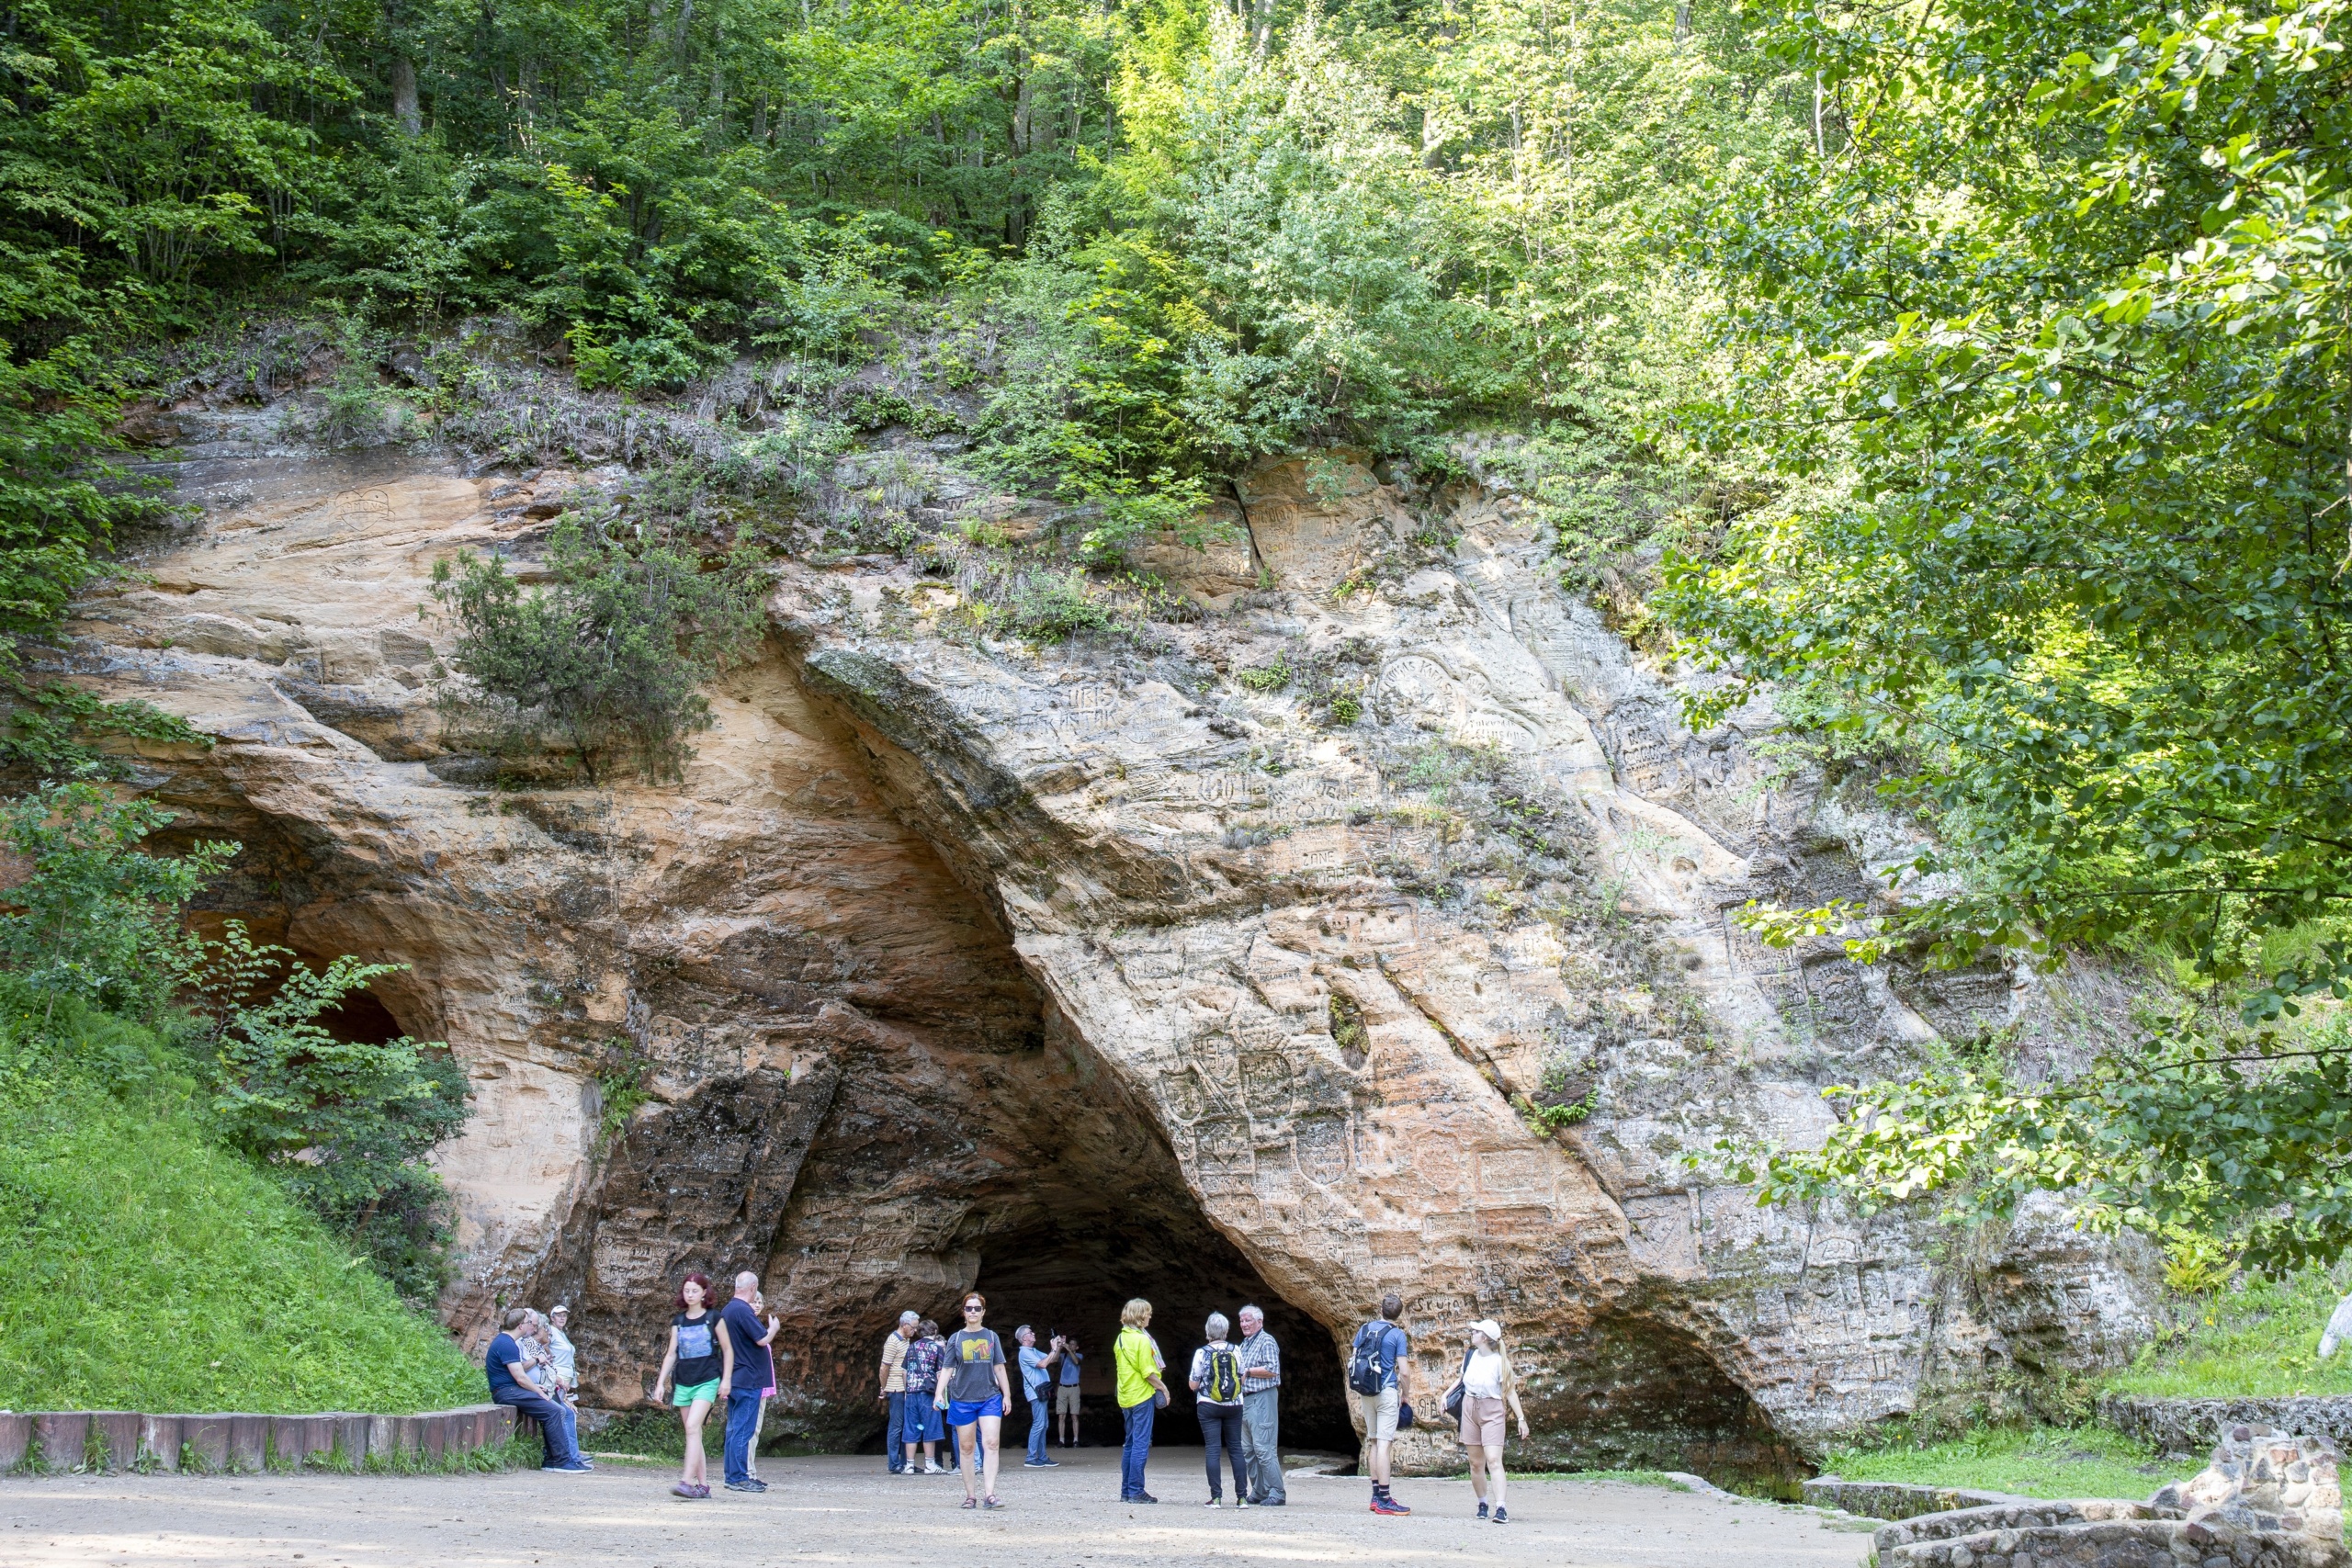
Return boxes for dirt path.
[1,1451,1869,1567]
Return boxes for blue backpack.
[1348,1320,1395,1396]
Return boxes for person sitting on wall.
[486,1308,589,1472]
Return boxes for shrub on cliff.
[431,520,767,784]
[0,784,476,1305]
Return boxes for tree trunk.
[390,54,422,136]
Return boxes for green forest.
[5,0,2352,1398]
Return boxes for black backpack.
[1203,1345,1243,1403]
[1348,1321,1394,1396]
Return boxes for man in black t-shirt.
[718,1272,778,1493]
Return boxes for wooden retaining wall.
[0,1404,531,1474]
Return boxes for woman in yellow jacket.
[1114,1298,1169,1502]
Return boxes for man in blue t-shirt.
[718,1271,777,1493]
[485,1308,587,1472]
[1351,1292,1417,1515]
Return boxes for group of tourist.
[487,1279,1530,1521]
[483,1302,589,1473]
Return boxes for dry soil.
[0,1450,1871,1567]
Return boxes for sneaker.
[724,1481,761,1493]
[1370,1493,1410,1516]
[672,1482,698,1498]
[1492,1507,1509,1524]
[548,1461,591,1473]
[1035,1458,1060,1467]
[1023,1459,1053,1468]
[1204,1497,1222,1508]
[1259,1497,1286,1506]
[1134,1493,1159,1504]
[1477,1501,1490,1520]
[692,1484,711,1498]
[746,1479,769,1491]
[925,1462,946,1475]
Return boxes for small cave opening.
[1538,1310,1804,1493]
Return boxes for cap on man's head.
[550,1303,569,1315]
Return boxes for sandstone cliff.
[61,406,2161,1482]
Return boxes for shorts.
[902,1398,944,1444]
[947,1394,1004,1427]
[673,1379,720,1408]
[1357,1385,1399,1442]
[1460,1393,1507,1449]
[1055,1384,1081,1415]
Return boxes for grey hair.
[1237,1303,1264,1322]
[734,1270,759,1292]
[899,1310,921,1324]
[1205,1312,1231,1339]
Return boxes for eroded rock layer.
[65,422,2160,1479]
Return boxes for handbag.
[1442,1346,1474,1420]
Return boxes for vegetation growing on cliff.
[0,0,2348,1301]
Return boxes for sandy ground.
[0,1450,1871,1567]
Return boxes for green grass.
[1522,1469,1692,1490]
[0,1019,481,1415]
[1823,1426,2173,1502]
[2103,1267,2352,1399]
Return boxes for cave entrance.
[966,1212,1354,1454]
[828,1010,1356,1458]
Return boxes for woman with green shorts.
[652,1272,730,1499]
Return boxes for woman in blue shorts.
[900,1319,946,1472]
[651,1272,727,1499]
[936,1292,1012,1509]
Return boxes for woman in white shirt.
[1445,1318,1529,1523]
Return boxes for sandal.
[960,1495,977,1509]
[982,1495,1002,1509]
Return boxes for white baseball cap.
[1469,1318,1504,1341]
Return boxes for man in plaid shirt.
[1236,1304,1284,1506]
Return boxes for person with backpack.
[1442,1318,1529,1523]
[1188,1313,1249,1507]
[651,1272,729,1500]
[1348,1292,1418,1516]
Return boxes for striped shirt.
[1237,1328,1282,1390]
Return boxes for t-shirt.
[1189,1342,1244,1408]
[1114,1327,1163,1409]
[1464,1348,1505,1399]
[881,1330,910,1393]
[720,1298,770,1393]
[485,1332,528,1398]
[946,1327,1005,1402]
[1059,1349,1083,1386]
[1356,1320,1409,1392]
[1018,1345,1051,1399]
[673,1311,723,1387]
[903,1336,945,1396]
[546,1325,577,1389]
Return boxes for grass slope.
[2105,1269,2352,1400]
[1824,1426,2171,1502]
[0,1042,481,1414]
